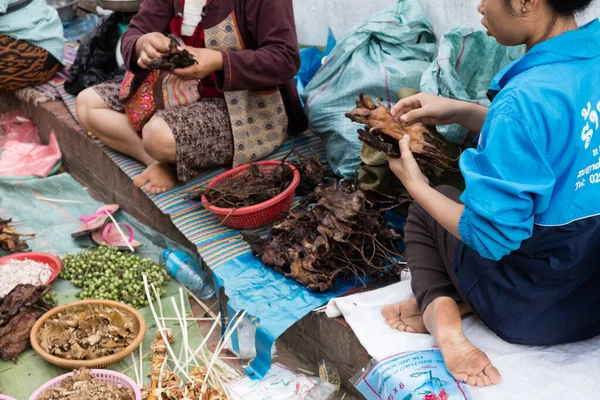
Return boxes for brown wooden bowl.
[30,299,146,370]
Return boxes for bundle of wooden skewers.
[134,275,247,400]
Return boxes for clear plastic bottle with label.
[161,249,215,300]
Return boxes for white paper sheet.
[227,363,336,400]
[327,278,600,399]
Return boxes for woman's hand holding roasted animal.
[391,92,464,126]
[136,32,171,69]
[173,47,224,80]
[387,135,429,192]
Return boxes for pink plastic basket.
[0,395,17,400]
[201,161,301,230]
[29,369,142,400]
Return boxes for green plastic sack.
[420,28,525,144]
[302,0,436,178]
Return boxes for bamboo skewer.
[131,352,141,388]
[158,354,168,389]
[181,284,221,324]
[180,288,192,367]
[171,296,196,372]
[193,313,221,358]
[173,295,186,366]
[159,317,218,321]
[151,283,165,322]
[201,311,247,395]
[140,275,238,398]
[297,367,315,375]
[139,342,143,386]
[35,197,88,204]
[143,275,192,382]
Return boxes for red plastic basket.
[0,252,62,284]
[201,161,300,230]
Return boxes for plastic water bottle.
[161,249,215,300]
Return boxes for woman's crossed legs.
[382,186,501,387]
[76,87,177,194]
[76,84,233,194]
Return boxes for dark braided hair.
[548,0,594,15]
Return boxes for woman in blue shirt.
[381,0,600,388]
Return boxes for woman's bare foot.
[423,297,501,387]
[438,331,501,387]
[381,297,428,333]
[133,162,177,194]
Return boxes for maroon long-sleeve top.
[121,0,307,134]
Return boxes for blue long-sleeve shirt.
[458,19,600,261]
[454,19,600,346]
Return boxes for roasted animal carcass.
[346,93,457,173]
[148,38,198,71]
[0,284,52,361]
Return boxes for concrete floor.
[189,300,360,399]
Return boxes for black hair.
[547,0,594,15]
[505,0,593,16]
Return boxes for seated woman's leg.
[137,99,233,190]
[382,185,500,387]
[141,117,177,164]
[133,98,233,194]
[77,83,177,194]
[77,92,232,194]
[134,116,178,194]
[383,185,467,332]
[0,34,61,90]
[424,297,501,386]
[76,85,156,167]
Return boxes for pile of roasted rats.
[198,162,295,209]
[148,38,197,71]
[242,181,406,291]
[38,305,135,360]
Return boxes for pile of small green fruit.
[60,245,170,308]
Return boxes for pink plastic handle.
[102,223,135,246]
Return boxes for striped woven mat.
[101,130,327,270]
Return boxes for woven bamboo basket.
[30,299,146,369]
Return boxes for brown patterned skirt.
[93,81,234,182]
[0,34,61,90]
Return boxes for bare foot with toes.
[438,331,501,387]
[134,162,177,194]
[381,297,428,333]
